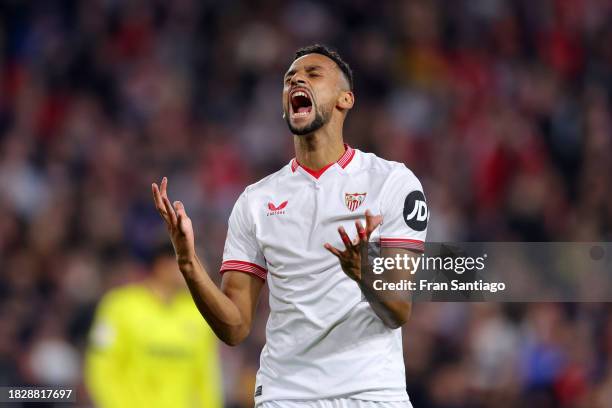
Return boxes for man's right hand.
[152,177,195,265]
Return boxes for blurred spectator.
[84,245,222,407]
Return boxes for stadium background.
[1,0,612,406]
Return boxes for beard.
[284,102,332,136]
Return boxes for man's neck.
[294,128,345,170]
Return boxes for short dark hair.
[294,44,354,90]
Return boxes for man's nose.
[290,75,307,86]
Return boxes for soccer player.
[85,244,222,408]
[152,44,428,408]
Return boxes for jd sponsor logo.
[403,191,428,231]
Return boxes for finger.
[162,195,177,227]
[355,220,367,242]
[152,183,161,208]
[338,226,353,250]
[173,200,188,219]
[160,176,168,198]
[351,224,360,246]
[174,201,189,232]
[152,183,171,223]
[364,209,383,237]
[324,243,343,258]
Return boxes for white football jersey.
[220,146,427,404]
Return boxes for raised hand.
[152,177,195,264]
[324,210,383,281]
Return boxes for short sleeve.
[379,167,428,252]
[220,190,267,280]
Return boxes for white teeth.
[292,111,310,117]
[292,91,309,99]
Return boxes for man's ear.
[337,91,354,110]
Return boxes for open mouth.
[290,89,313,119]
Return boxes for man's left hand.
[324,210,382,281]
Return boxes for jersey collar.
[290,144,356,179]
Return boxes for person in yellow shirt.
[85,244,223,407]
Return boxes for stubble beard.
[285,103,333,136]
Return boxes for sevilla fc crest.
[345,193,367,212]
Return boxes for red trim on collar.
[299,161,335,179]
[291,144,355,178]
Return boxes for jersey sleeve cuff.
[220,260,267,281]
[379,238,425,252]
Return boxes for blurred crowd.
[1,0,612,406]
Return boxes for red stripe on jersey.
[380,238,425,252]
[220,260,267,281]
